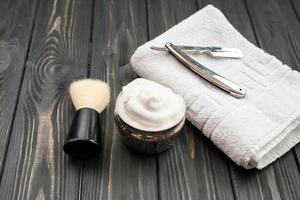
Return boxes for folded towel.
[130,5,300,169]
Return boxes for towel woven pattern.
[130,5,300,169]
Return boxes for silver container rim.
[114,113,186,142]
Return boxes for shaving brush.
[63,79,110,159]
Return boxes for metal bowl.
[114,113,185,154]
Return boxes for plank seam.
[77,0,96,199]
[145,0,160,199]
[155,155,161,200]
[292,149,300,174]
[77,161,84,200]
[195,0,200,12]
[145,0,150,40]
[242,0,261,48]
[289,0,300,23]
[87,0,96,78]
[226,161,238,200]
[0,0,40,183]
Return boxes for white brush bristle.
[69,79,110,113]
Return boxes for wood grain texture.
[0,0,37,176]
[0,0,299,199]
[147,1,235,199]
[246,0,300,70]
[195,1,277,200]
[0,0,93,199]
[290,0,300,20]
[244,0,300,199]
[274,0,300,172]
[79,0,158,199]
[256,1,300,194]
[196,0,300,200]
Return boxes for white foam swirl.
[116,78,186,131]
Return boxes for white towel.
[130,5,300,169]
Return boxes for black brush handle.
[63,108,101,159]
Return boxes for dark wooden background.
[0,0,299,199]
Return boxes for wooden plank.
[244,0,300,199]
[0,0,37,175]
[0,0,94,199]
[290,0,300,21]
[79,0,158,199]
[147,1,235,200]
[196,0,256,43]
[246,0,300,69]
[195,1,275,199]
[196,0,300,199]
[265,0,300,199]
[275,0,300,180]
